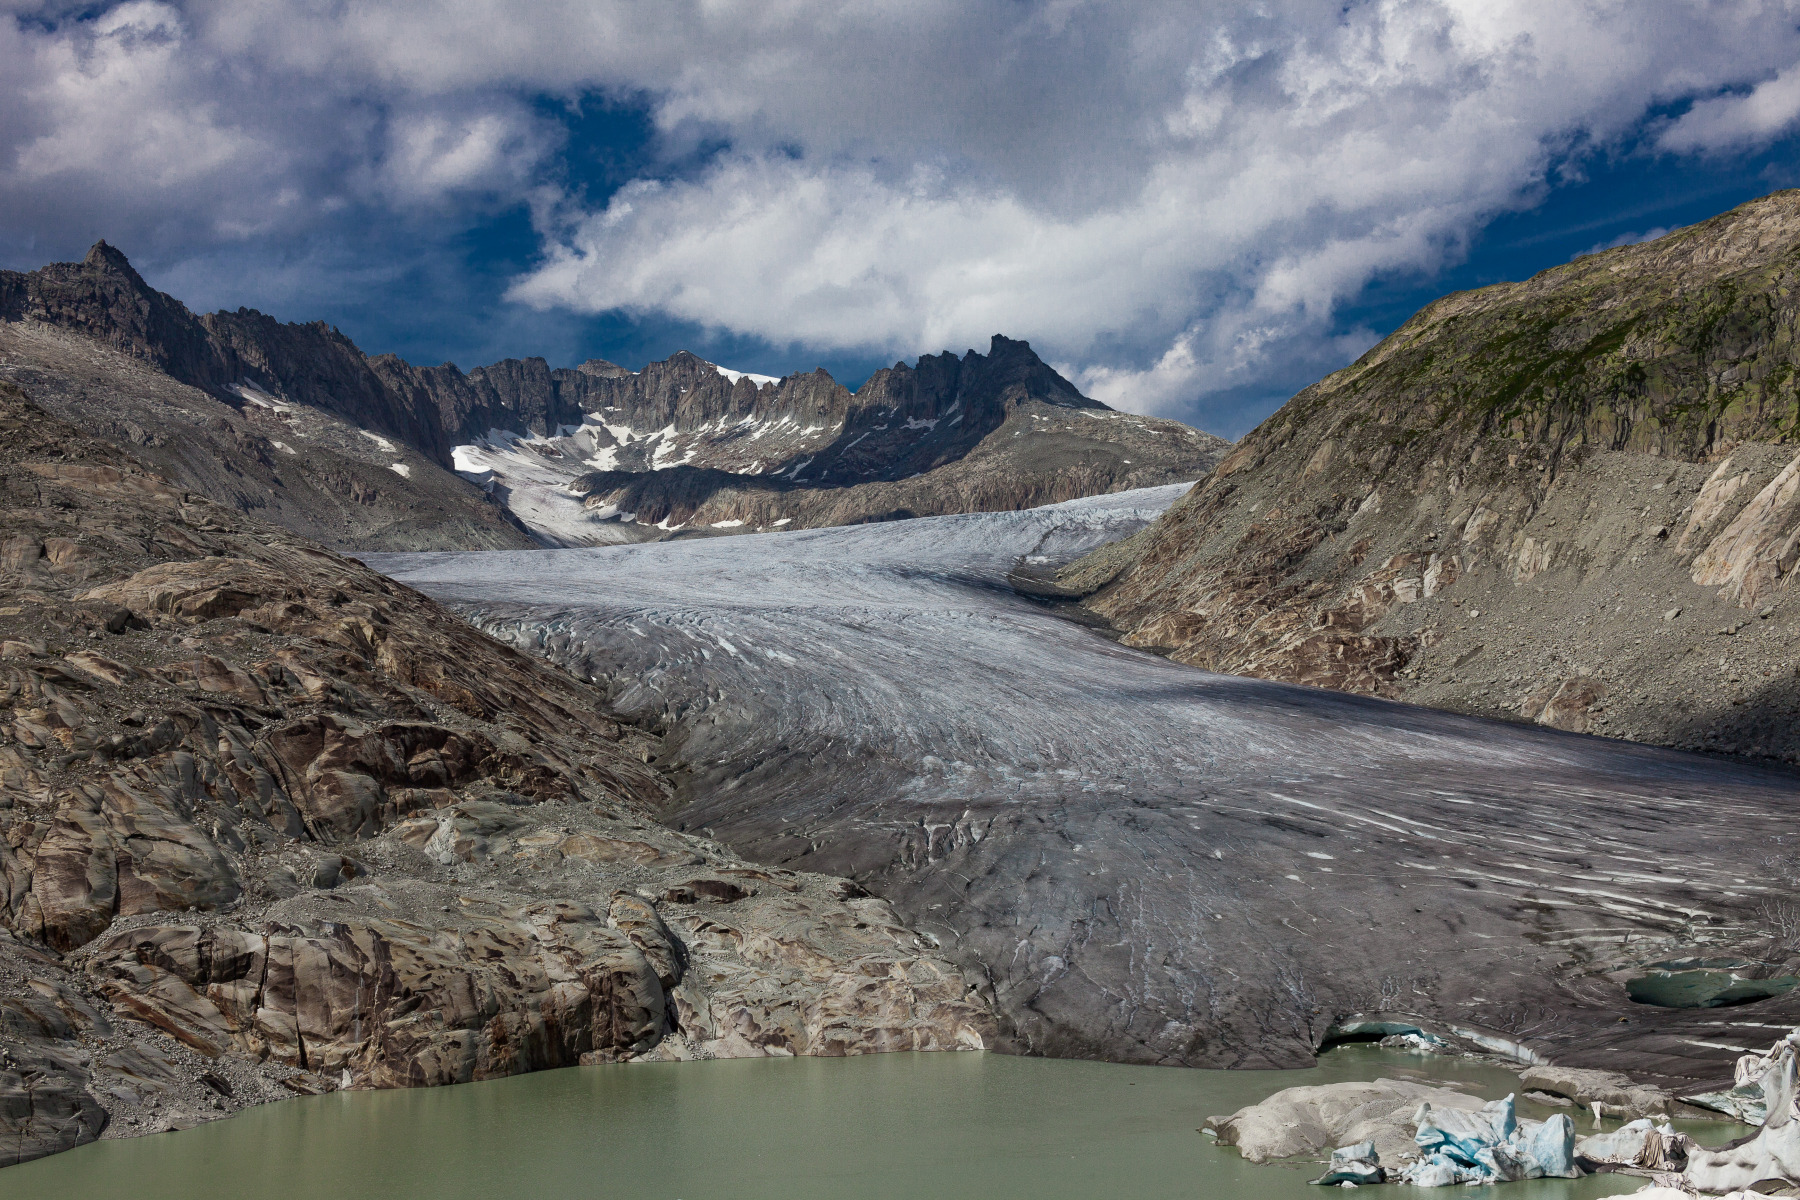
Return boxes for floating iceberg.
[1394,1096,1579,1186]
[1311,1140,1385,1186]
[1684,1032,1800,1194]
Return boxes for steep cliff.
[1069,189,1800,764]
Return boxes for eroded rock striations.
[0,382,993,1167]
[1069,189,1800,765]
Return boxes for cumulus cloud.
[1659,64,1800,153]
[501,1,1800,416]
[4,1,1800,426]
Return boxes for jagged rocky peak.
[425,332,1102,450]
[3,241,450,463]
[5,240,216,382]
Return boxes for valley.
[376,481,1800,1090]
[3,187,1800,1194]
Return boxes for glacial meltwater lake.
[8,1046,1735,1199]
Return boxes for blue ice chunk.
[1402,1096,1576,1186]
[1525,1113,1579,1178]
[1414,1094,1518,1164]
[1310,1141,1385,1186]
[1397,1152,1476,1186]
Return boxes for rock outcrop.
[1069,189,1800,766]
[1517,1064,1676,1120]
[0,381,994,1168]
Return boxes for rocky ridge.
[1,245,1226,551]
[1067,189,1800,766]
[0,381,994,1168]
[440,337,1227,544]
[0,321,535,554]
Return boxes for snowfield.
[369,485,1800,1077]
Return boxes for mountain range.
[0,246,1227,550]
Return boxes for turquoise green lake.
[5,1045,1732,1199]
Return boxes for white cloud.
[504,2,1800,418]
[1576,226,1672,258]
[1659,63,1800,153]
[3,1,1800,428]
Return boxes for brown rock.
[89,907,668,1086]
[0,380,997,1168]
[0,1046,108,1167]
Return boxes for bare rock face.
[0,1042,109,1167]
[0,321,535,553]
[0,382,995,1168]
[0,243,445,462]
[1072,190,1800,766]
[86,907,669,1082]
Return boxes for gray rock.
[0,1047,107,1167]
[1208,1078,1485,1165]
[1519,1064,1674,1119]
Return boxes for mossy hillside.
[1290,192,1800,461]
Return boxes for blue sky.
[254,116,1800,442]
[5,3,1800,440]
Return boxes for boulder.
[1207,1078,1487,1165]
[0,1046,107,1167]
[1520,1063,1675,1119]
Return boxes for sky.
[3,3,1800,439]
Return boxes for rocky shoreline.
[1211,1024,1800,1194]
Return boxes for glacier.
[369,484,1800,1083]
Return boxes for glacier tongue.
[369,484,1800,1078]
